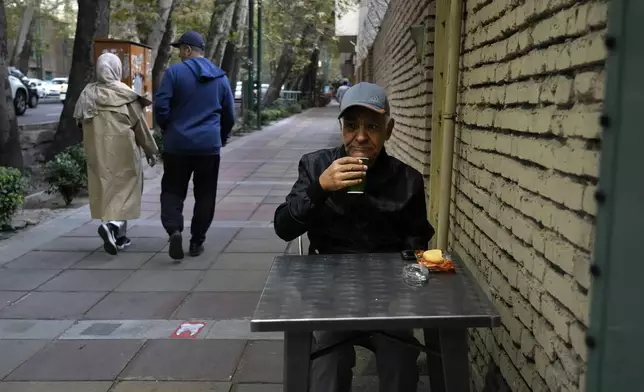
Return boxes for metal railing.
[280,90,301,103]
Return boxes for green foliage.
[0,167,25,228]
[287,103,302,114]
[44,145,88,206]
[260,108,283,124]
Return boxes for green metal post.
[247,0,254,127]
[256,0,262,129]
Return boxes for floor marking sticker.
[171,321,206,338]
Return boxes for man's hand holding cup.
[318,157,369,193]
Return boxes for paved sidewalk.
[0,105,430,391]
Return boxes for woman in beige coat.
[74,52,158,255]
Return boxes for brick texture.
[359,0,436,177]
[451,0,606,390]
[357,0,607,390]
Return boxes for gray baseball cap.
[338,82,390,119]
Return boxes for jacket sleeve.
[402,174,435,250]
[154,67,174,130]
[128,102,159,159]
[274,157,329,242]
[220,75,235,144]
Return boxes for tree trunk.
[10,3,35,67]
[17,15,36,74]
[48,0,110,159]
[145,0,174,65]
[205,0,235,61]
[299,48,319,95]
[152,14,175,96]
[212,1,235,64]
[220,41,235,74]
[262,43,295,106]
[0,0,24,170]
[227,0,248,84]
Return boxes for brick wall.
[365,0,435,177]
[450,0,607,391]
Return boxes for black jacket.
[274,147,435,254]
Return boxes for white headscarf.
[74,53,143,121]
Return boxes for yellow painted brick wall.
[450,0,607,390]
[368,0,436,177]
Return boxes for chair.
[298,235,303,256]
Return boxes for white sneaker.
[98,223,118,255]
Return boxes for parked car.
[8,67,39,108]
[9,75,28,116]
[59,81,68,103]
[43,77,68,97]
[28,78,47,98]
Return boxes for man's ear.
[386,117,395,140]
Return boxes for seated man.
[274,82,435,392]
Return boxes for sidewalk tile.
[206,320,282,340]
[37,270,133,292]
[233,385,282,392]
[249,205,277,221]
[35,237,103,252]
[195,270,269,292]
[71,252,154,270]
[97,238,169,253]
[120,340,245,381]
[5,340,144,381]
[0,320,75,339]
[110,381,231,392]
[142,253,218,270]
[262,196,286,204]
[219,196,264,204]
[0,340,50,378]
[59,320,184,340]
[126,226,168,238]
[224,239,288,253]
[173,292,261,320]
[216,203,261,212]
[62,223,103,237]
[214,210,255,221]
[84,292,187,320]
[234,341,283,383]
[115,270,203,292]
[234,228,279,240]
[4,251,89,269]
[210,253,280,271]
[0,291,27,311]
[0,292,106,319]
[0,270,60,291]
[0,381,112,392]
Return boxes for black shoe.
[169,231,184,262]
[98,223,118,255]
[116,236,132,251]
[189,242,204,257]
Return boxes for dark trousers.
[310,330,420,392]
[160,153,221,244]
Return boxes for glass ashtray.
[402,263,429,287]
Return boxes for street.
[17,99,63,126]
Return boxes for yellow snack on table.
[422,249,444,264]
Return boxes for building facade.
[353,0,607,390]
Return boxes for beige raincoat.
[74,53,158,221]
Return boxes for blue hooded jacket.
[154,57,235,155]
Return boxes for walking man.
[154,31,235,261]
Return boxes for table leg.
[283,331,313,392]
[423,328,470,392]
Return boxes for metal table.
[251,253,500,392]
